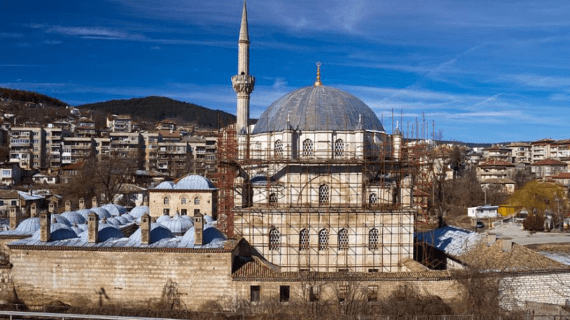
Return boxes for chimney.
[79,198,85,209]
[40,211,51,242]
[92,196,98,208]
[48,201,55,213]
[486,234,497,245]
[502,238,513,252]
[30,202,37,217]
[9,206,19,230]
[88,212,99,244]
[140,213,151,245]
[143,196,149,206]
[194,210,203,246]
[65,200,71,212]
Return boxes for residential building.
[9,126,45,170]
[61,137,94,165]
[506,142,531,164]
[476,159,515,180]
[531,158,567,179]
[107,115,133,133]
[483,145,511,163]
[531,139,554,162]
[0,163,21,186]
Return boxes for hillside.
[0,87,67,107]
[77,96,236,129]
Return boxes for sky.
[1,0,570,143]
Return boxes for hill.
[77,96,236,129]
[0,87,67,107]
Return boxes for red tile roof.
[61,161,85,170]
[532,158,567,166]
[478,159,514,167]
[550,172,570,179]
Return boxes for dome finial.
[314,62,322,87]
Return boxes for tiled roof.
[550,172,570,179]
[0,190,19,199]
[481,178,516,184]
[532,158,567,166]
[478,159,514,167]
[61,161,85,170]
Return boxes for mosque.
[229,1,414,273]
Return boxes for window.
[338,285,348,302]
[302,139,314,157]
[319,184,329,205]
[194,197,200,205]
[318,229,328,250]
[369,193,378,205]
[310,285,320,302]
[274,140,283,158]
[269,193,277,206]
[269,228,280,251]
[181,198,187,205]
[367,286,378,302]
[335,139,344,157]
[0,201,3,206]
[280,286,290,303]
[250,286,260,302]
[163,197,169,205]
[163,208,170,215]
[181,209,187,216]
[369,228,379,251]
[338,229,349,250]
[2,170,11,176]
[299,229,309,250]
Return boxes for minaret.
[232,0,255,135]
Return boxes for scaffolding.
[215,112,439,272]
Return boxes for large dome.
[252,85,384,134]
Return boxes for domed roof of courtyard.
[161,214,193,235]
[128,206,149,219]
[127,223,174,245]
[252,85,385,134]
[79,226,124,242]
[174,175,215,190]
[61,211,86,225]
[14,217,40,234]
[102,203,127,216]
[31,223,77,241]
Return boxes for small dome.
[15,217,40,234]
[180,225,226,247]
[31,223,77,241]
[203,215,215,224]
[252,85,385,134]
[91,207,112,219]
[103,204,127,216]
[117,215,130,224]
[61,211,86,225]
[155,181,174,190]
[156,214,172,224]
[79,226,124,242]
[174,175,215,190]
[129,206,149,219]
[106,217,121,226]
[51,214,72,227]
[161,214,193,236]
[76,209,93,221]
[128,223,174,245]
[70,223,84,235]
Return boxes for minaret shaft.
[232,0,255,135]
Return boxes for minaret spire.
[232,0,255,136]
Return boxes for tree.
[508,180,565,218]
[92,151,141,203]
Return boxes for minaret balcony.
[232,74,255,94]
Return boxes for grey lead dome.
[252,85,385,134]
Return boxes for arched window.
[338,228,349,250]
[319,184,329,205]
[163,197,169,205]
[302,139,314,157]
[274,140,283,158]
[181,198,187,205]
[269,193,278,206]
[194,197,200,205]
[335,139,344,157]
[299,229,309,250]
[318,229,329,250]
[369,193,378,205]
[369,228,379,251]
[269,228,280,251]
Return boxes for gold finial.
[314,62,322,87]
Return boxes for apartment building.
[107,115,133,133]
[44,124,69,169]
[184,135,217,176]
[109,132,143,166]
[531,139,554,162]
[506,142,531,164]
[61,137,94,165]
[94,137,111,161]
[9,126,45,170]
[142,131,160,171]
[156,141,192,177]
[483,145,511,163]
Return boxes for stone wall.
[149,190,216,218]
[501,271,570,308]
[9,248,234,308]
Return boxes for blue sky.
[1,0,570,143]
